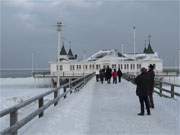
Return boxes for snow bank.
[0,77,51,88]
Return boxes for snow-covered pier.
[7,77,179,135]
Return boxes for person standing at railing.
[112,69,118,84]
[135,67,151,116]
[147,64,155,108]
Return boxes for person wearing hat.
[135,67,151,116]
[147,64,155,108]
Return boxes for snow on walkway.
[21,77,180,135]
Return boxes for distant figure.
[112,69,118,84]
[99,69,104,84]
[117,68,122,83]
[147,64,155,108]
[96,70,99,82]
[135,67,151,116]
[106,66,112,84]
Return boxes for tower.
[56,21,63,62]
[133,26,136,55]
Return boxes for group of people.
[96,66,123,84]
[135,64,155,116]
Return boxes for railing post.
[10,110,18,135]
[69,78,72,94]
[54,89,58,106]
[159,82,162,97]
[38,98,44,118]
[171,85,175,98]
[83,73,85,86]
[64,87,67,99]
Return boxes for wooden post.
[10,110,18,135]
[38,98,44,118]
[171,85,175,98]
[57,76,60,88]
[159,82,162,97]
[54,90,58,106]
[69,78,72,94]
[64,87,66,99]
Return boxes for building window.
[127,64,129,70]
[130,64,133,70]
[121,64,123,70]
[89,65,91,69]
[60,65,63,71]
[57,65,58,70]
[79,65,81,69]
[124,64,126,70]
[133,64,135,69]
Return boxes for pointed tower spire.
[60,42,67,55]
[146,34,154,54]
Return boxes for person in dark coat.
[112,69,118,84]
[117,68,122,83]
[147,64,155,108]
[135,67,151,116]
[99,69,104,84]
[106,66,112,84]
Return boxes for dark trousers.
[100,77,104,84]
[118,76,121,82]
[107,77,111,84]
[113,78,117,84]
[138,96,150,114]
[148,93,154,108]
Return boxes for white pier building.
[50,22,163,76]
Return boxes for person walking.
[117,68,122,83]
[99,69,104,84]
[135,67,151,116]
[112,69,118,84]
[147,64,155,108]
[96,70,99,82]
[106,66,112,84]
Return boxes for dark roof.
[146,43,154,54]
[143,47,147,53]
[60,44,67,55]
[68,48,73,57]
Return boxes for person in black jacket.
[147,64,155,108]
[135,67,151,116]
[106,66,112,84]
[117,68,122,83]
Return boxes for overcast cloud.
[0,0,179,69]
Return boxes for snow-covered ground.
[1,77,179,135]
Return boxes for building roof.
[68,48,74,57]
[146,43,154,54]
[60,44,67,55]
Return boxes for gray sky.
[1,0,180,69]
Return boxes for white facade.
[50,49,163,75]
